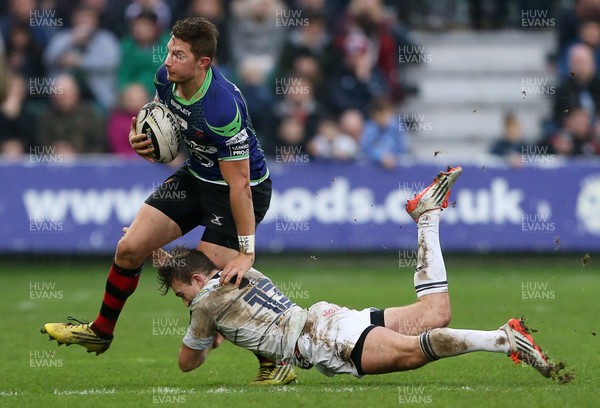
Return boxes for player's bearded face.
[164,37,202,83]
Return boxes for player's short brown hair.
[157,247,218,295]
[171,17,218,61]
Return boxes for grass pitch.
[0,252,598,408]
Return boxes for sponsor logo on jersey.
[228,134,250,157]
[191,125,204,138]
[185,138,216,167]
[192,281,219,305]
[192,144,217,154]
[231,147,250,156]
[192,289,209,305]
[322,306,340,317]
[225,129,249,146]
[169,99,191,116]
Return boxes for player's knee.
[115,236,146,268]
[431,300,451,328]
[435,307,451,328]
[422,295,451,328]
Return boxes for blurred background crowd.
[0,0,599,167]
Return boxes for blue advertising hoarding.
[1,158,599,253]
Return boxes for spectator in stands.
[553,43,600,125]
[0,72,38,158]
[77,0,129,39]
[339,108,365,148]
[187,0,230,68]
[125,0,172,33]
[37,74,106,155]
[4,21,46,80]
[272,76,322,148]
[44,5,121,111]
[556,0,600,57]
[274,51,328,110]
[107,83,149,157]
[273,117,308,161]
[337,0,403,101]
[325,31,389,116]
[228,0,287,79]
[558,20,600,79]
[0,0,49,51]
[275,11,338,82]
[265,117,308,163]
[592,117,600,153]
[236,56,276,148]
[118,10,169,96]
[539,107,600,156]
[293,0,331,21]
[490,112,528,167]
[360,98,409,169]
[308,116,358,161]
[0,32,7,104]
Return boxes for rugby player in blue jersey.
[42,17,295,384]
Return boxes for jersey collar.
[172,66,213,105]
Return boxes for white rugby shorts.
[295,301,372,377]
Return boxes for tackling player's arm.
[179,307,221,372]
[219,158,255,286]
[178,342,211,372]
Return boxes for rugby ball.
[136,101,181,163]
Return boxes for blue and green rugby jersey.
[154,64,269,185]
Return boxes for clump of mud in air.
[520,317,575,384]
[548,360,575,385]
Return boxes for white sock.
[414,210,448,297]
[419,328,510,360]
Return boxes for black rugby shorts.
[145,167,271,250]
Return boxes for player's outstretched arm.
[178,343,211,372]
[219,159,255,286]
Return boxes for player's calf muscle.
[360,329,426,374]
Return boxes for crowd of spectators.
[489,0,600,165]
[0,0,417,168]
[0,0,598,167]
[546,0,600,157]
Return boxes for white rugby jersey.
[183,268,307,363]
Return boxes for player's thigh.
[360,327,426,374]
[146,169,207,235]
[117,203,182,261]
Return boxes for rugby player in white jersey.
[158,167,558,380]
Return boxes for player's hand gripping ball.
[136,101,181,163]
